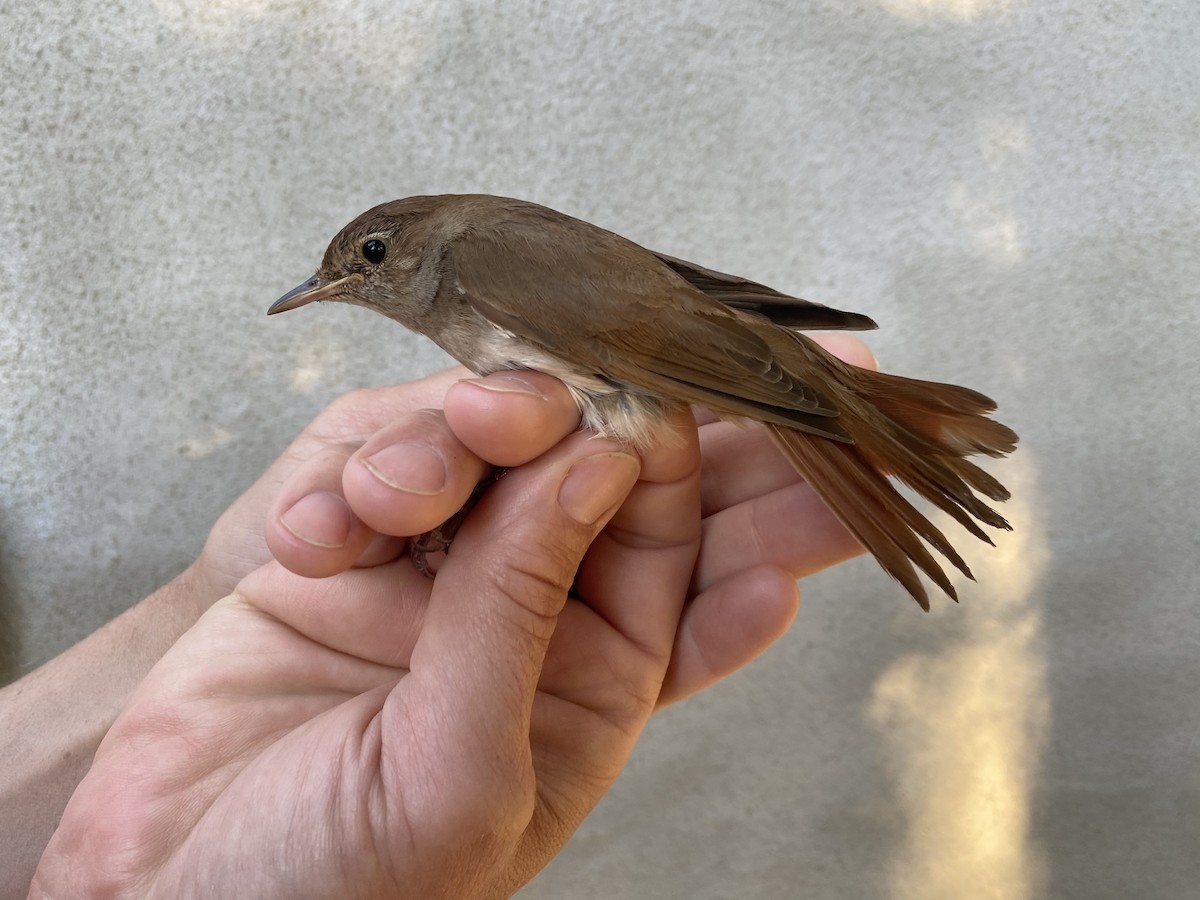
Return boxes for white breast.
[471,322,682,450]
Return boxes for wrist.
[174,554,231,621]
[0,564,221,898]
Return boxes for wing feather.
[446,219,849,430]
[652,251,879,331]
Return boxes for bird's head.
[268,197,446,322]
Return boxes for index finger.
[572,407,703,660]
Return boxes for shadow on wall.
[0,523,23,683]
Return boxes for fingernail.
[362,443,447,495]
[464,372,546,397]
[558,452,640,525]
[280,492,353,548]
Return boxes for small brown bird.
[270,194,1016,609]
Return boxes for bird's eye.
[362,239,387,265]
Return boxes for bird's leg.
[410,468,508,576]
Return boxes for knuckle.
[324,386,378,422]
[420,755,537,855]
[313,387,397,440]
[483,533,581,640]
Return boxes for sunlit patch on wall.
[869,453,1049,899]
[150,0,279,37]
[977,115,1030,170]
[944,113,1030,265]
[878,0,1020,24]
[948,179,1025,264]
[289,339,342,394]
[178,425,235,459]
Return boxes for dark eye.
[362,239,387,264]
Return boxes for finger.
[300,367,472,446]
[444,371,582,467]
[572,407,702,662]
[266,444,383,578]
[344,370,586,538]
[697,332,878,515]
[810,332,878,371]
[657,564,800,707]
[263,366,474,578]
[236,559,430,670]
[692,476,865,594]
[271,369,582,576]
[689,330,874,588]
[342,408,491,538]
[698,421,792,517]
[658,336,876,703]
[393,434,641,794]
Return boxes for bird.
[269,194,1017,609]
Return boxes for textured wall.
[2,1,1198,897]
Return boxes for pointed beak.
[267,273,362,315]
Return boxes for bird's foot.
[409,468,508,577]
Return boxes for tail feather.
[769,425,966,611]
[862,373,1018,459]
[770,342,1017,608]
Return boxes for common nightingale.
[270,194,1016,609]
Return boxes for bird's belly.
[463,323,681,449]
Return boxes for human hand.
[14,337,874,897]
[31,408,701,899]
[192,368,477,601]
[0,369,531,898]
[264,333,875,705]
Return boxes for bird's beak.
[267,273,362,315]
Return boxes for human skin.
[5,334,873,898]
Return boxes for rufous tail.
[768,357,1018,610]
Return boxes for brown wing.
[440,199,1015,610]
[651,251,879,331]
[443,214,855,439]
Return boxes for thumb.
[413,433,639,699]
[389,433,640,809]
